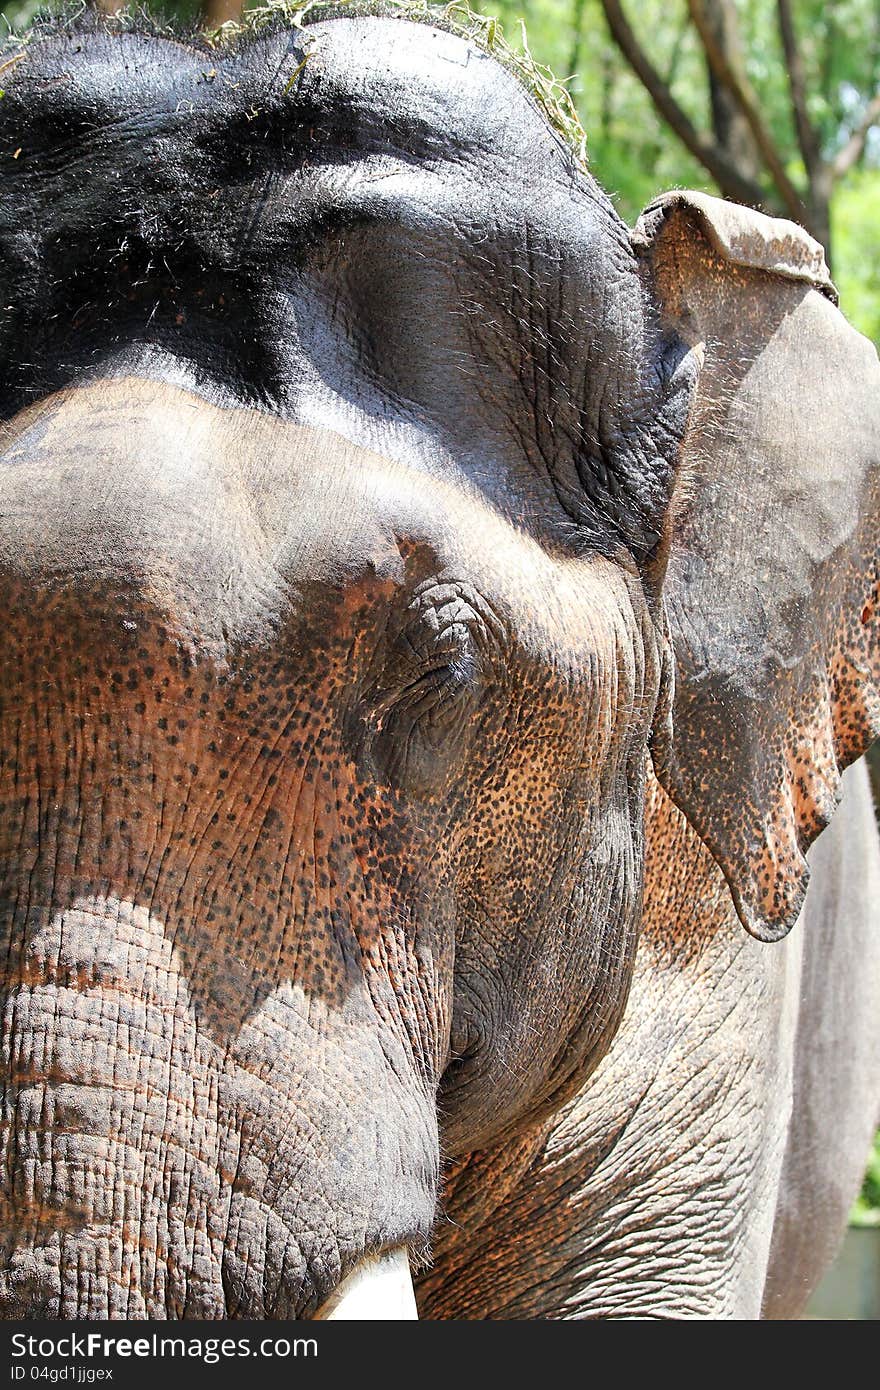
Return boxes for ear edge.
[632,190,837,304]
[650,683,862,945]
[653,547,880,945]
[636,191,878,945]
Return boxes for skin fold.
[420,760,880,1318]
[0,10,877,1318]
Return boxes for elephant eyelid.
[371,659,475,725]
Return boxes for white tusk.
[314,1248,418,1320]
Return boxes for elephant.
[0,6,877,1321]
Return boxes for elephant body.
[420,760,880,1318]
[0,8,877,1319]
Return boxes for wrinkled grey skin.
[763,762,880,1318]
[418,761,880,1319]
[0,13,878,1320]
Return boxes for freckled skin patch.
[419,763,880,1321]
[0,15,877,1322]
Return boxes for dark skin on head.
[0,8,877,1319]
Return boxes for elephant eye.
[362,654,479,795]
[373,649,478,724]
[350,578,505,796]
[356,626,486,795]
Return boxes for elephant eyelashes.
[374,660,473,727]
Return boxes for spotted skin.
[0,13,877,1321]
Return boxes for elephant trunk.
[0,896,229,1318]
[0,380,444,1318]
[0,609,439,1318]
[0,886,436,1319]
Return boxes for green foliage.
[852,1131,880,1227]
[834,169,880,343]
[464,0,714,222]
[1,0,43,31]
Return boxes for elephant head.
[0,11,876,1318]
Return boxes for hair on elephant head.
[0,4,876,1320]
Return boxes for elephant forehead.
[0,16,658,568]
[285,17,570,172]
[0,377,639,669]
[4,17,574,186]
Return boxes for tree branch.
[833,89,880,179]
[665,13,691,89]
[568,0,589,83]
[687,0,806,222]
[597,0,773,210]
[776,0,822,182]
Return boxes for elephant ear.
[633,191,880,942]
